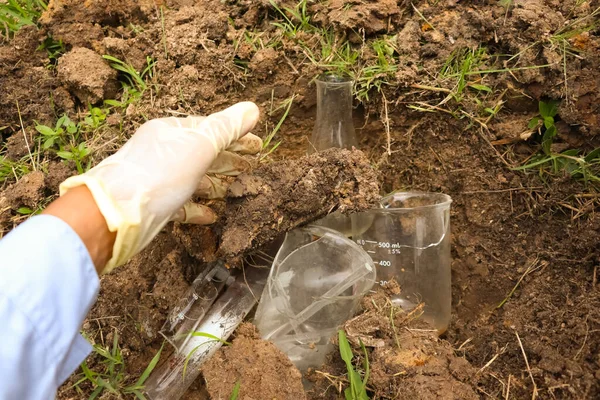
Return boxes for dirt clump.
[309,289,478,399]
[219,148,380,259]
[39,0,154,48]
[249,47,279,79]
[58,47,119,104]
[0,27,65,131]
[318,0,405,35]
[45,161,75,193]
[0,171,46,209]
[202,323,306,400]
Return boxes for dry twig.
[515,330,538,400]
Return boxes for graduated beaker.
[352,192,452,334]
[308,74,357,153]
[254,225,376,371]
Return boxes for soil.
[1,0,600,399]
[308,287,479,400]
[220,148,380,260]
[202,323,306,400]
[57,47,119,104]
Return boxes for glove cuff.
[59,175,140,274]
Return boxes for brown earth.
[1,0,599,399]
[202,323,307,400]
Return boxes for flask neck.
[311,78,357,152]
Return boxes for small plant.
[35,108,108,173]
[57,142,91,174]
[528,100,559,156]
[103,55,155,93]
[35,114,78,150]
[514,100,600,185]
[0,0,46,37]
[338,330,370,400]
[73,330,164,400]
[37,34,65,67]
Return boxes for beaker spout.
[308,74,357,153]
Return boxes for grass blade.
[132,342,164,388]
[230,380,241,400]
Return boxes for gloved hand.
[60,102,261,273]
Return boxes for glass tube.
[144,267,269,400]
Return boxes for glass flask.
[308,74,357,153]
[254,226,376,371]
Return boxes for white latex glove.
[60,102,261,273]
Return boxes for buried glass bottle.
[308,74,357,153]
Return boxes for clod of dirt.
[249,48,279,79]
[219,148,380,259]
[57,47,119,104]
[319,0,404,35]
[45,161,75,193]
[202,323,306,400]
[309,289,479,399]
[0,171,45,209]
[102,37,150,71]
[40,0,153,47]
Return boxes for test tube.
[159,262,232,352]
[144,266,269,400]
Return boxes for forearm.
[43,185,116,275]
[0,214,100,398]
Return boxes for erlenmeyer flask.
[308,74,357,153]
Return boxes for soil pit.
[1,0,599,399]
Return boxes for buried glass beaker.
[254,226,376,371]
[308,74,357,153]
[352,192,452,334]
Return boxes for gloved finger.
[194,102,260,154]
[226,133,263,155]
[207,151,252,175]
[195,175,228,199]
[155,115,206,128]
[171,201,217,225]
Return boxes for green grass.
[260,94,295,161]
[0,0,46,37]
[514,100,600,186]
[266,1,400,104]
[268,0,315,38]
[37,34,65,67]
[73,330,164,400]
[0,154,31,184]
[338,330,370,400]
[230,380,241,400]
[182,331,231,377]
[103,55,156,94]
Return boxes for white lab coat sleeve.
[0,215,100,399]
